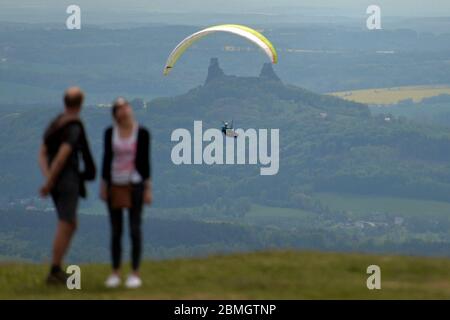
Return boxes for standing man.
[39,87,96,284]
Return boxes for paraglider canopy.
[163,24,278,76]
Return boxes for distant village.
[5,196,55,213]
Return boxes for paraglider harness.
[221,121,238,138]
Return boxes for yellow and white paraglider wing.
[163,24,278,75]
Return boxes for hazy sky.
[1,0,450,24]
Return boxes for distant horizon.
[0,13,449,32]
[1,1,450,25]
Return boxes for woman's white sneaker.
[105,274,121,288]
[125,274,142,289]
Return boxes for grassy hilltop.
[1,250,449,299]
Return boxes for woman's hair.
[111,97,129,119]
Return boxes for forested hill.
[148,58,450,207]
[1,58,450,208]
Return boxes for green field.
[317,193,450,220]
[243,205,316,228]
[330,85,450,105]
[146,193,450,231]
[1,251,449,299]
[241,194,450,228]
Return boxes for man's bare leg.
[52,220,77,266]
[47,220,77,284]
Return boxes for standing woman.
[101,97,152,289]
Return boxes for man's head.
[64,87,84,112]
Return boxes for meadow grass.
[1,250,449,299]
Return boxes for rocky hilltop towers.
[205,58,281,84]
